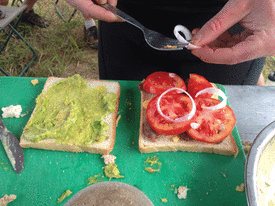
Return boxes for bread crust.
[20,77,120,155]
[138,82,238,156]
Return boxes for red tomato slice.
[143,72,186,95]
[146,94,193,135]
[188,74,213,99]
[187,98,236,143]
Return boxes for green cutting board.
[0,77,247,206]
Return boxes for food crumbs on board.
[167,184,175,191]
[175,186,189,199]
[87,173,104,185]
[102,154,116,165]
[161,198,168,203]
[0,162,9,171]
[144,167,159,173]
[144,155,162,174]
[31,79,39,86]
[236,183,245,192]
[145,155,161,166]
[1,105,22,118]
[221,172,227,178]
[103,163,124,180]
[57,190,72,204]
[101,154,124,180]
[0,194,16,206]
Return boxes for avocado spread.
[57,190,72,203]
[87,173,104,185]
[144,155,162,173]
[103,163,124,179]
[23,74,117,146]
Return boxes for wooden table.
[224,86,275,143]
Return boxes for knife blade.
[0,117,24,173]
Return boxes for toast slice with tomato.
[20,75,120,155]
[138,74,238,156]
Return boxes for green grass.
[263,57,275,80]
[0,0,274,80]
[0,0,98,78]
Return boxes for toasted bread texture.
[138,83,238,156]
[20,76,120,155]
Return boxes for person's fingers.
[66,0,121,22]
[87,6,118,22]
[208,30,233,48]
[93,0,123,22]
[191,28,200,36]
[108,0,118,6]
[191,29,240,49]
[97,0,118,6]
[191,0,251,46]
[92,7,123,22]
[191,32,265,64]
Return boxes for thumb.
[192,0,250,46]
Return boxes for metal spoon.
[101,3,189,51]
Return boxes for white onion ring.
[191,122,200,129]
[156,88,196,123]
[195,88,228,110]
[173,25,200,50]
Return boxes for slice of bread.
[20,77,120,155]
[138,83,238,156]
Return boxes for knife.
[0,117,24,173]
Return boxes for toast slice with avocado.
[20,75,120,155]
[138,83,238,156]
